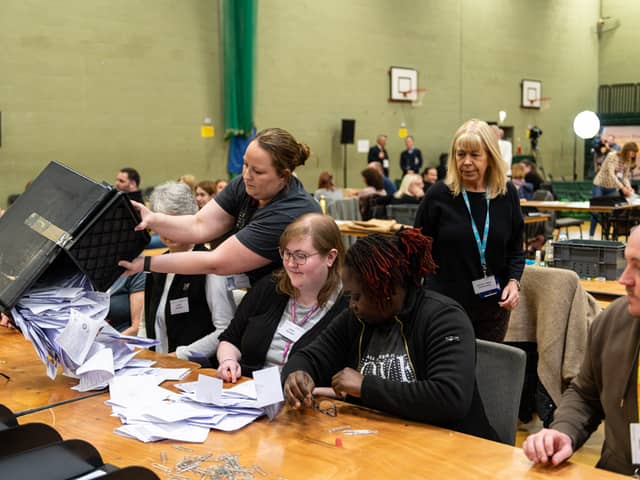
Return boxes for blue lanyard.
[461,188,490,276]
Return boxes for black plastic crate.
[386,204,420,226]
[553,239,625,279]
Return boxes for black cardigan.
[282,286,497,441]
[216,275,348,377]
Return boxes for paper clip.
[151,463,172,472]
[342,429,378,435]
[328,425,352,433]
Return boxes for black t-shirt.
[214,175,321,285]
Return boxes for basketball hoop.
[528,96,552,111]
[400,87,427,107]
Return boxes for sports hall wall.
[0,0,637,207]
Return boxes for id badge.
[277,320,305,343]
[630,423,640,465]
[225,274,251,291]
[170,297,189,315]
[471,275,501,298]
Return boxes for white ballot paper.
[195,374,223,404]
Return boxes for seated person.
[177,174,197,191]
[214,179,228,195]
[283,228,497,441]
[314,171,344,205]
[421,166,438,192]
[106,272,146,336]
[144,182,236,359]
[369,160,397,196]
[195,180,216,209]
[510,163,534,200]
[215,213,348,382]
[392,173,424,204]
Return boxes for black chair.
[532,190,583,239]
[475,339,526,445]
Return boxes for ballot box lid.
[0,161,149,312]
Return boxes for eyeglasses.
[279,248,320,265]
[313,399,337,417]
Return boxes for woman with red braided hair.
[282,228,497,440]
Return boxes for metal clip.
[24,213,72,248]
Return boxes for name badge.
[225,274,251,291]
[471,275,501,298]
[170,297,189,315]
[277,320,306,343]
[630,423,640,464]
[382,159,390,169]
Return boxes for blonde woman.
[393,173,424,204]
[415,119,524,341]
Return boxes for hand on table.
[284,370,315,409]
[331,367,364,398]
[522,428,574,466]
[216,358,241,383]
[0,313,15,329]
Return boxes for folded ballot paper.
[109,367,285,442]
[10,272,159,390]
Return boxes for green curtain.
[221,0,256,139]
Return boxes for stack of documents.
[109,367,284,442]
[11,272,158,390]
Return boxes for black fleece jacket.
[282,286,497,441]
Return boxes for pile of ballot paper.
[11,272,158,390]
[108,367,284,442]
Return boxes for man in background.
[399,135,423,176]
[492,126,512,176]
[115,167,143,203]
[368,134,390,177]
[522,226,640,475]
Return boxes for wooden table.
[19,390,625,479]
[0,328,197,414]
[580,278,625,309]
[521,200,640,240]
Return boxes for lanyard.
[282,300,319,363]
[461,187,490,275]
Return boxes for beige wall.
[1,0,639,208]
[599,0,640,84]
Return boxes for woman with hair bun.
[283,228,497,441]
[119,128,321,286]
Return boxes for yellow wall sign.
[201,125,214,138]
[398,127,408,139]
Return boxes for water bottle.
[544,240,554,267]
[558,231,568,242]
[535,250,542,267]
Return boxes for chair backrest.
[386,204,420,226]
[532,189,553,201]
[475,339,526,445]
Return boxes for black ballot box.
[0,161,150,312]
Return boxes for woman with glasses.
[283,228,497,440]
[215,213,348,382]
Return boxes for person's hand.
[331,367,364,398]
[129,200,154,232]
[622,186,634,197]
[284,370,315,409]
[0,313,15,329]
[498,280,520,311]
[522,428,574,466]
[117,257,144,277]
[216,358,241,383]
